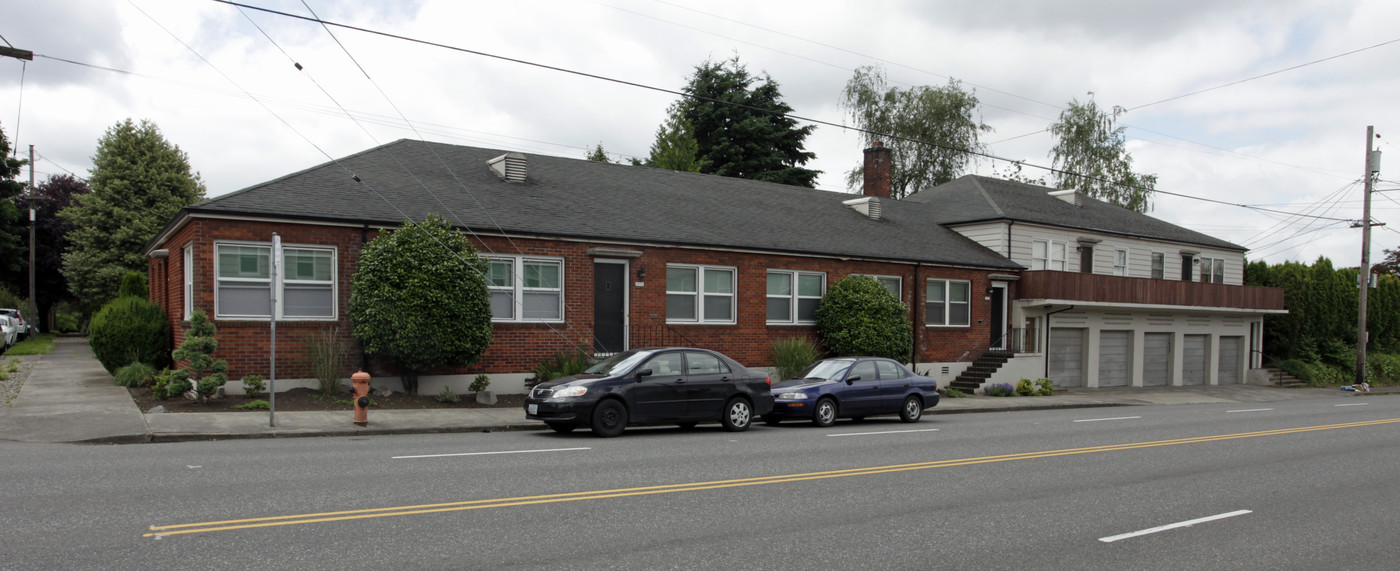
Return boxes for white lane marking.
[1226,408,1273,413]
[393,447,590,459]
[1336,403,1370,407]
[1073,416,1142,423]
[1099,510,1252,543]
[827,428,941,437]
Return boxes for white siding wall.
[979,222,1246,285]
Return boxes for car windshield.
[796,359,854,382]
[583,350,652,376]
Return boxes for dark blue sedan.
[763,357,939,427]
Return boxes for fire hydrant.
[352,370,371,427]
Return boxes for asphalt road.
[2,395,1398,570]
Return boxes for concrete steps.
[948,351,1014,394]
[1264,368,1306,388]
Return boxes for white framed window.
[1201,257,1225,284]
[853,274,902,299]
[667,264,735,324]
[767,270,825,325]
[1151,252,1165,279]
[1031,239,1066,271]
[1113,249,1128,276]
[214,242,338,320]
[926,279,971,327]
[486,256,564,322]
[182,244,193,320]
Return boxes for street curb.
[933,402,1136,415]
[140,422,549,444]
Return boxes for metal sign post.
[270,233,280,427]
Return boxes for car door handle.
[721,377,730,382]
[675,379,686,384]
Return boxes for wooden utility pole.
[27,145,37,339]
[1356,126,1380,384]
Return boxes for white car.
[0,308,29,337]
[0,315,18,349]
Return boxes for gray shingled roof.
[177,139,1021,269]
[905,175,1246,252]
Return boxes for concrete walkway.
[0,337,1374,444]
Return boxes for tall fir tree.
[0,124,28,292]
[645,102,707,173]
[61,119,206,312]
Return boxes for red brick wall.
[152,217,1008,380]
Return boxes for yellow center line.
[145,417,1400,538]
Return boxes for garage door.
[1218,336,1243,384]
[1048,328,1086,387]
[1098,331,1132,387]
[1183,334,1209,385]
[1143,333,1172,386]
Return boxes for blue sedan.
[763,357,940,427]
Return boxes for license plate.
[527,404,538,415]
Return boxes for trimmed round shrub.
[113,362,157,387]
[88,296,171,374]
[815,275,912,361]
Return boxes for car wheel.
[899,395,923,423]
[812,398,837,427]
[590,399,628,437]
[762,415,782,426]
[546,422,576,434]
[677,422,698,430]
[721,398,752,432]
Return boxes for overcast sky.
[3,0,1397,266]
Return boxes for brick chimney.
[862,141,892,198]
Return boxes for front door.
[593,262,625,354]
[989,284,1006,349]
[1080,245,1094,273]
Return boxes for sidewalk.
[0,337,1368,444]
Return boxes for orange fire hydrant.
[352,370,371,427]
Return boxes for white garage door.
[1049,328,1086,387]
[1098,330,1132,387]
[1183,334,1209,385]
[1218,336,1243,384]
[1143,333,1172,386]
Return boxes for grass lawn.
[3,333,57,356]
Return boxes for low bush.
[1366,353,1400,385]
[241,374,266,400]
[151,368,192,400]
[113,362,157,387]
[470,374,490,393]
[88,296,170,374]
[436,386,460,403]
[173,311,227,403]
[1015,378,1034,396]
[234,400,270,410]
[532,350,592,384]
[771,337,821,382]
[984,383,1015,397]
[944,388,966,398]
[304,326,348,396]
[1035,378,1054,396]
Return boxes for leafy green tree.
[60,119,206,313]
[172,310,228,402]
[1372,247,1400,276]
[22,174,89,331]
[0,124,27,293]
[348,214,493,394]
[815,275,912,361]
[644,102,707,172]
[586,143,614,163]
[840,66,992,198]
[1048,94,1157,213]
[677,56,819,187]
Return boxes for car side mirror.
[845,375,861,385]
[636,368,653,381]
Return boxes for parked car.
[0,308,27,337]
[764,357,940,427]
[524,347,775,437]
[0,315,18,350]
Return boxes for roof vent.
[1048,189,1082,207]
[487,152,527,182]
[842,196,883,220]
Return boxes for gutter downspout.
[359,224,370,374]
[911,262,922,368]
[1043,305,1075,379]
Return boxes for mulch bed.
[128,386,525,413]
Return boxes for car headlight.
[777,392,811,400]
[551,386,587,398]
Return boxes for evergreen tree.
[1048,94,1157,213]
[840,66,992,198]
[678,56,819,187]
[586,143,614,163]
[645,102,707,173]
[0,124,28,291]
[60,119,206,312]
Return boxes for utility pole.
[27,145,37,339]
[1356,126,1381,385]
